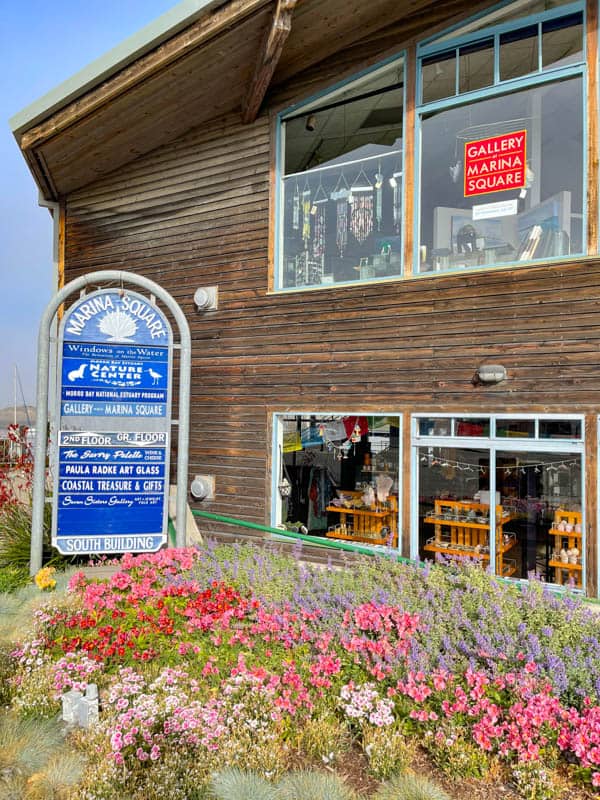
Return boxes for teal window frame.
[274,54,406,292]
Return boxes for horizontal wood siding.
[64,45,600,592]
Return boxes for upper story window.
[277,59,405,290]
[416,1,585,274]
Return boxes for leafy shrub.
[363,724,414,780]
[295,711,350,765]
[0,502,67,571]
[0,565,29,593]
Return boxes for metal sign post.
[30,272,191,574]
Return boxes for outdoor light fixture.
[474,364,507,384]
[194,286,218,311]
[305,114,317,132]
[190,475,215,501]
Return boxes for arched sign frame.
[30,271,191,574]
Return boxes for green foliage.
[0,565,29,592]
[511,762,562,800]
[363,724,414,780]
[295,711,350,765]
[424,732,490,780]
[0,709,82,799]
[275,770,357,800]
[209,768,277,800]
[372,772,451,800]
[0,502,68,571]
[0,642,17,704]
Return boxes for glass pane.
[496,419,535,438]
[429,0,574,46]
[454,418,490,437]
[459,38,494,94]
[539,419,582,439]
[418,76,584,273]
[542,12,584,69]
[422,50,456,104]
[418,446,492,566]
[500,25,539,81]
[497,451,582,584]
[279,415,400,547]
[282,63,403,289]
[418,417,452,436]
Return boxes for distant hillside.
[0,405,36,434]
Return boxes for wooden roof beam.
[18,0,271,154]
[242,0,297,123]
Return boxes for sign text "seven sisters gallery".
[52,289,173,555]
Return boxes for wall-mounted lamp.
[473,364,507,385]
[305,114,317,132]
[194,286,218,311]
[190,474,215,501]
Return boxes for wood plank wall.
[63,25,600,594]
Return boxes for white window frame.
[271,411,403,550]
[411,412,585,590]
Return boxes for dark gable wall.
[63,26,600,563]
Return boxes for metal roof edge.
[9,0,222,137]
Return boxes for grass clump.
[372,773,450,800]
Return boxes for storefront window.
[414,414,584,588]
[417,4,585,274]
[275,414,400,547]
[278,60,404,289]
[497,451,582,584]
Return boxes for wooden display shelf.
[549,528,582,537]
[423,499,516,577]
[325,494,398,548]
[326,530,396,547]
[423,534,516,561]
[549,509,582,588]
[327,506,390,518]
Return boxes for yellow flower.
[34,566,56,591]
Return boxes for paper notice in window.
[472,199,518,221]
[464,130,526,197]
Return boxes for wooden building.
[12,0,600,593]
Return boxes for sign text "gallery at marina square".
[464,130,526,197]
[52,289,173,555]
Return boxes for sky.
[0,0,178,410]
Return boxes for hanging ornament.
[312,204,326,259]
[375,163,384,232]
[302,181,311,247]
[336,199,348,257]
[392,174,402,234]
[349,168,373,243]
[278,476,292,498]
[292,181,300,231]
[350,424,362,444]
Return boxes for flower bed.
[5,543,600,799]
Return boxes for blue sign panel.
[52,290,173,555]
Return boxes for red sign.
[464,130,526,197]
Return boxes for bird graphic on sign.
[148,368,163,385]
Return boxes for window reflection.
[281,63,404,289]
[419,78,584,273]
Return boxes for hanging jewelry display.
[332,171,350,257]
[292,180,300,231]
[374,163,384,232]
[349,168,374,244]
[302,179,311,247]
[388,165,402,234]
[311,179,327,264]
